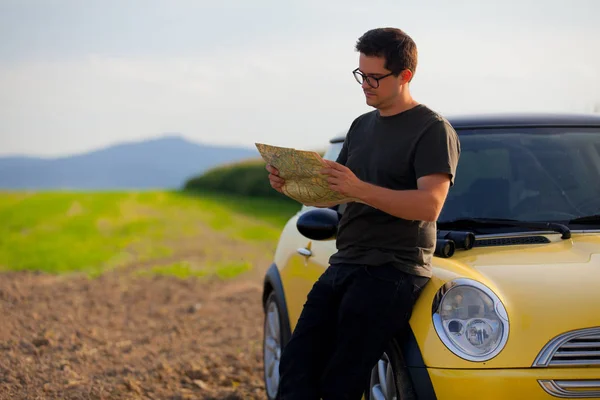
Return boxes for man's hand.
[266,164,285,193]
[320,160,365,199]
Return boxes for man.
[267,27,460,399]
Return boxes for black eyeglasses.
[352,68,394,88]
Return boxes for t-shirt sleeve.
[335,116,360,166]
[336,138,349,166]
[413,119,461,186]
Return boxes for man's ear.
[400,69,413,83]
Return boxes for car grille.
[533,327,600,367]
[539,380,600,399]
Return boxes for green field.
[0,190,300,278]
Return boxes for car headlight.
[432,278,509,362]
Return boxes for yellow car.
[262,113,600,400]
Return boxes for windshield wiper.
[568,214,600,224]
[438,218,571,239]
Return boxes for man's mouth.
[364,92,375,97]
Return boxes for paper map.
[255,143,351,206]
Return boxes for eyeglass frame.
[352,68,395,88]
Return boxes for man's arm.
[356,174,451,222]
[320,160,451,221]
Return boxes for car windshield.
[438,126,600,224]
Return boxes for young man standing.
[267,27,460,399]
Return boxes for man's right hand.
[266,164,285,193]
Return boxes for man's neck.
[377,92,420,117]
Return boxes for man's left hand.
[320,160,365,199]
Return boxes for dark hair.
[355,28,418,79]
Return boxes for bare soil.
[0,269,269,400]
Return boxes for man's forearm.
[356,182,441,222]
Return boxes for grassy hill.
[0,190,300,277]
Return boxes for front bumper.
[427,367,600,399]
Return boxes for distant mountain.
[0,135,260,190]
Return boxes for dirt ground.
[0,268,270,400]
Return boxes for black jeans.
[277,263,429,400]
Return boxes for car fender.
[399,327,437,399]
[263,262,293,346]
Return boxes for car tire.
[365,339,417,400]
[263,291,284,400]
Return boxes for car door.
[279,140,345,330]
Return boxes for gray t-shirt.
[329,104,460,278]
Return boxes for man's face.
[356,53,406,108]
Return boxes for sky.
[1,0,599,157]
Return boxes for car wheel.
[366,340,417,400]
[263,292,283,400]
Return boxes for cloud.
[1,0,599,156]
[0,37,364,155]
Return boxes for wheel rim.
[369,352,398,400]
[264,299,281,398]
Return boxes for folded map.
[255,143,352,206]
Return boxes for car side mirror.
[296,208,339,241]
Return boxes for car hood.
[456,233,600,314]
[417,232,600,368]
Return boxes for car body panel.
[411,232,600,369]
[275,212,337,330]
[428,367,600,399]
[276,217,600,369]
